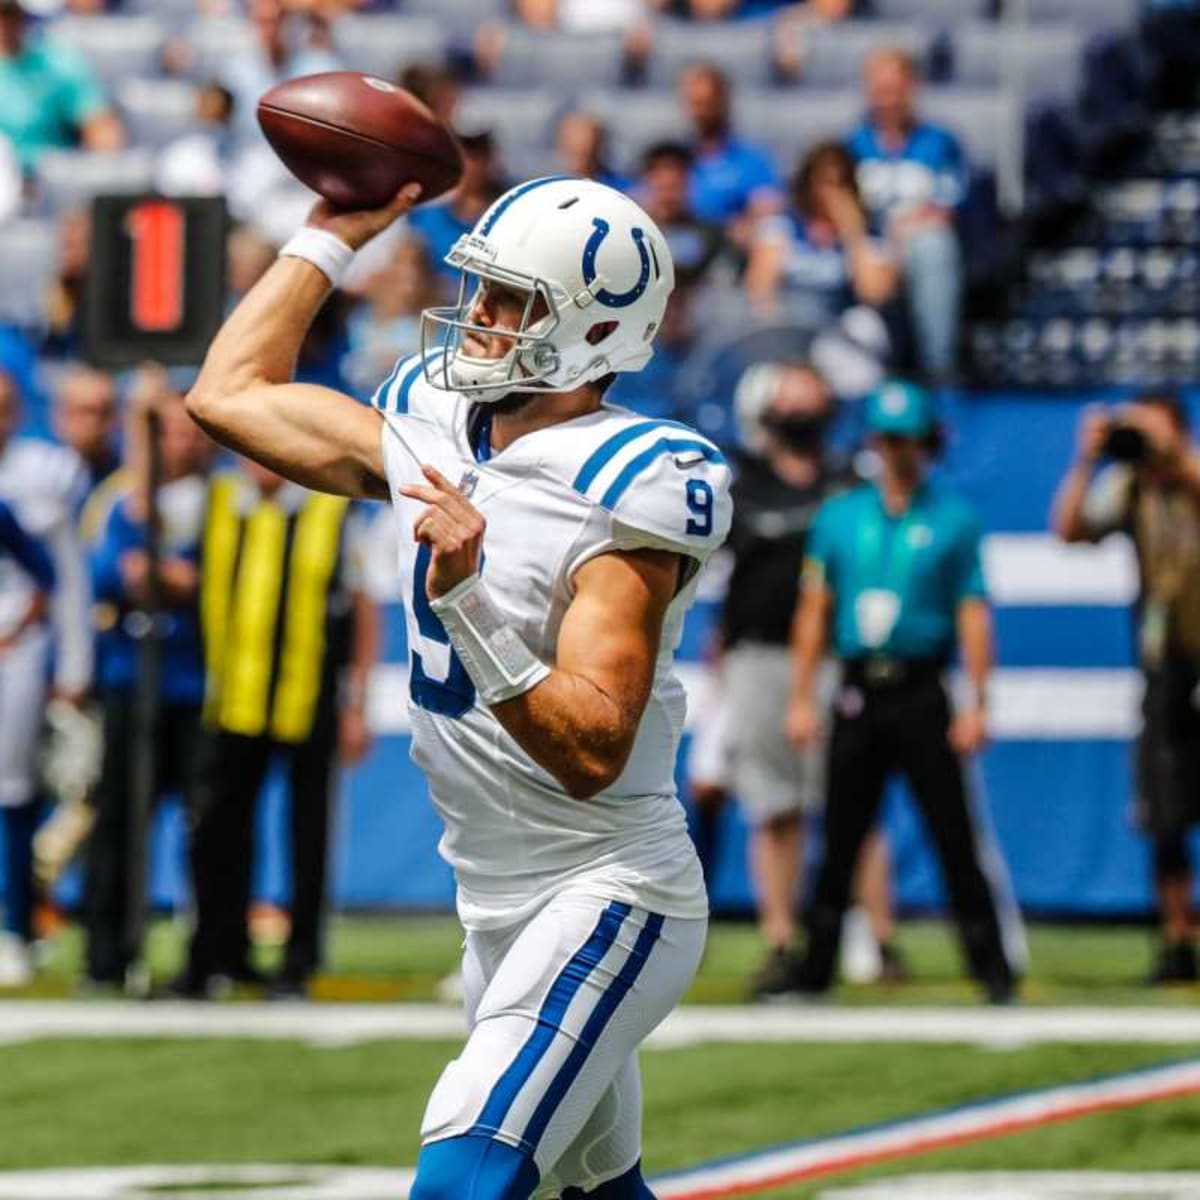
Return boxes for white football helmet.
[420,176,676,403]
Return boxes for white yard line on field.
[3,1002,1200,1048]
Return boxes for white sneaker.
[840,906,882,984]
[0,932,33,988]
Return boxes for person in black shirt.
[721,361,899,998]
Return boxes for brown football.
[257,72,464,210]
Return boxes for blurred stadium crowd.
[2,0,1200,1001]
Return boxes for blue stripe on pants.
[469,901,631,1138]
[520,912,665,1152]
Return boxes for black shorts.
[1136,656,1200,838]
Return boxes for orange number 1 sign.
[126,200,185,333]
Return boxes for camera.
[1102,422,1149,464]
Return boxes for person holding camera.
[1054,393,1200,984]
[787,380,1022,1003]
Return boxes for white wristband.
[279,226,354,288]
[430,573,550,706]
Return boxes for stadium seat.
[454,88,562,168]
[185,17,257,82]
[734,90,861,169]
[116,79,201,150]
[920,89,1019,170]
[491,27,627,89]
[798,22,936,87]
[869,0,994,21]
[1025,0,1140,27]
[34,149,155,216]
[577,90,690,173]
[951,24,1085,105]
[123,0,195,25]
[645,18,775,88]
[331,15,447,79]
[46,15,167,87]
[0,220,56,328]
[401,0,507,35]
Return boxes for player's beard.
[488,392,538,417]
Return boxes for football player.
[187,176,731,1200]
[0,371,93,986]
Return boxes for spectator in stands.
[512,0,648,32]
[773,0,857,81]
[608,143,728,421]
[654,0,795,17]
[406,129,507,296]
[0,367,92,989]
[555,111,628,192]
[83,375,212,991]
[0,0,123,170]
[342,239,438,398]
[155,84,237,201]
[722,361,902,998]
[677,61,782,234]
[226,223,277,308]
[51,366,119,493]
[747,141,898,327]
[848,49,966,382]
[178,459,377,1000]
[217,0,340,142]
[43,208,91,360]
[639,141,733,293]
[1054,395,1200,985]
[399,63,460,128]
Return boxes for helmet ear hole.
[586,320,619,346]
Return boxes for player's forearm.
[493,671,637,801]
[192,257,329,407]
[957,598,992,704]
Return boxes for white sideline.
[4,1002,1200,1048]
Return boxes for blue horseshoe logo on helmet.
[581,218,651,309]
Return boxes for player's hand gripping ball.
[257,71,464,211]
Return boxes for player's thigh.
[0,627,49,806]
[538,1056,643,1198]
[420,893,705,1177]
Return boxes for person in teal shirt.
[0,0,123,170]
[786,380,1022,1004]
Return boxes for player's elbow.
[559,734,635,801]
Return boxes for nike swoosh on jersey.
[673,453,708,468]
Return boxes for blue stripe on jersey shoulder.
[370,355,410,411]
[598,437,725,512]
[376,351,440,414]
[572,418,699,497]
[469,901,630,1141]
[479,175,573,236]
[520,912,664,1151]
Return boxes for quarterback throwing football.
[188,176,731,1200]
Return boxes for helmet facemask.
[421,255,566,404]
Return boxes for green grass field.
[3,916,1199,1197]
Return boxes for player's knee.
[562,1161,656,1199]
[410,1134,540,1200]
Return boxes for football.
[257,71,464,211]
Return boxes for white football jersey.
[373,354,732,931]
[0,436,92,691]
